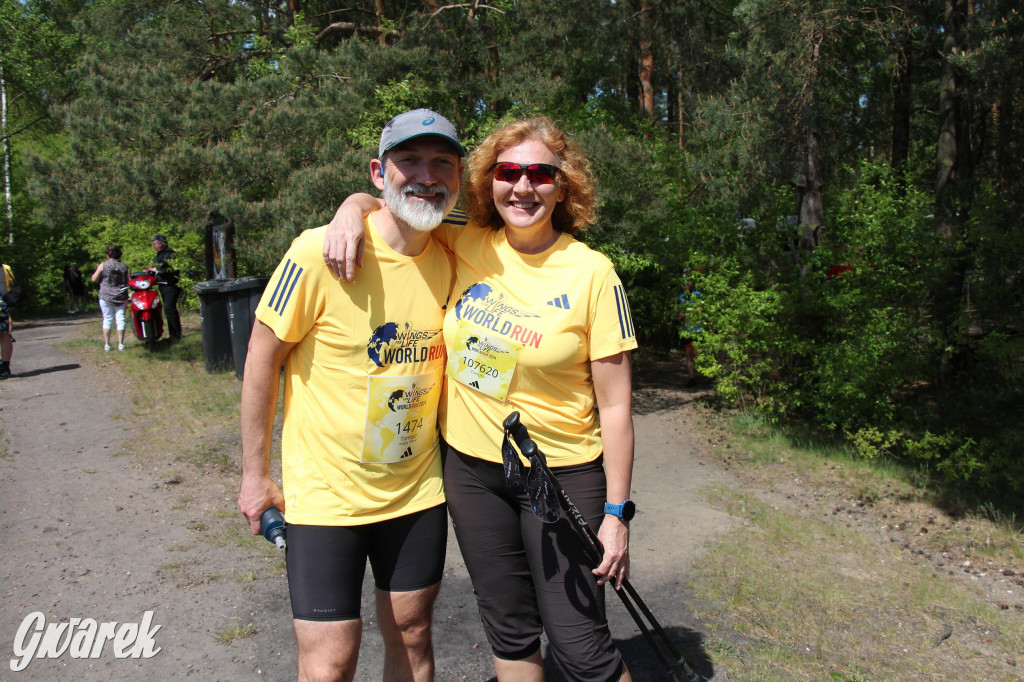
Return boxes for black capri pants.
[444,444,624,681]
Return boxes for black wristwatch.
[604,499,636,522]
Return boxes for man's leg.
[367,504,447,682]
[160,285,182,338]
[376,583,440,682]
[0,329,12,378]
[1,307,13,377]
[294,619,362,682]
[684,344,697,385]
[287,524,371,682]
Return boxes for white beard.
[383,176,456,233]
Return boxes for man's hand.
[593,515,630,589]
[238,474,285,535]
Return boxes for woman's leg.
[524,460,626,682]
[99,299,114,347]
[443,445,545,677]
[115,304,127,346]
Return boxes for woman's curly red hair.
[463,117,597,235]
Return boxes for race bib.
[446,321,521,402]
[362,369,442,464]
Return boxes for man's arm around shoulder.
[238,320,295,534]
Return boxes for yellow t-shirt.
[256,220,453,525]
[436,212,638,467]
[0,264,13,313]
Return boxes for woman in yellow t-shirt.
[325,118,638,682]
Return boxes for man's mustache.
[401,184,448,198]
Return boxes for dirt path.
[0,316,735,681]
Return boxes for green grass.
[687,411,1024,681]
[719,413,1024,568]
[59,311,260,474]
[691,490,1022,680]
[59,312,286,568]
[215,620,258,644]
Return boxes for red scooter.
[125,272,165,345]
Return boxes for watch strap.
[604,500,633,520]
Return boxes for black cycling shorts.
[286,503,448,621]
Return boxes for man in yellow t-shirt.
[238,109,464,681]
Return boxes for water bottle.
[260,507,287,550]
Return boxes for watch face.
[621,500,636,521]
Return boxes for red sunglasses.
[490,162,561,185]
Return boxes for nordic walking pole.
[502,411,703,682]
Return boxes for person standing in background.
[146,234,182,339]
[91,244,131,351]
[677,281,703,388]
[0,261,16,379]
[63,264,87,313]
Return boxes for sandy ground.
[0,315,736,681]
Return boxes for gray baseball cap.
[378,109,466,158]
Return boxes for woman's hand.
[593,515,630,589]
[322,194,383,280]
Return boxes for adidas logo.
[546,294,570,309]
[401,446,413,459]
[469,380,480,389]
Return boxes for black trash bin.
[193,279,233,372]
[224,276,270,379]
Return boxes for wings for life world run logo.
[453,283,544,349]
[366,322,442,368]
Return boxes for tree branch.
[0,114,51,143]
[315,21,397,41]
[263,74,352,106]
[428,2,506,19]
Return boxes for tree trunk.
[936,0,966,236]
[795,126,825,253]
[638,39,654,121]
[375,0,386,46]
[994,86,1013,195]
[1,60,12,244]
[934,0,972,381]
[631,0,655,122]
[891,30,912,172]
[677,59,685,150]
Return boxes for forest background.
[1,0,1021,507]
